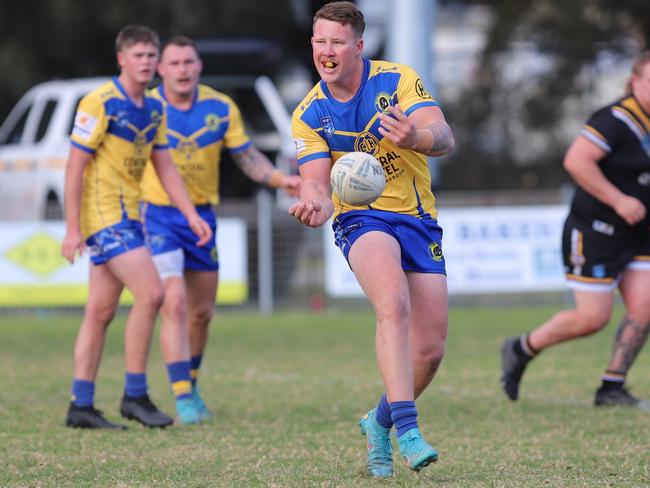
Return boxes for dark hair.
[115,24,160,53]
[313,1,365,39]
[161,35,198,58]
[626,51,650,95]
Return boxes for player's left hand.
[377,103,418,149]
[281,175,302,198]
[188,215,213,247]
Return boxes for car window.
[5,105,31,144]
[35,100,57,142]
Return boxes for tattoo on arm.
[425,120,454,156]
[231,146,275,184]
[609,314,650,373]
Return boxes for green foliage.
[0,0,298,119]
[442,0,650,190]
[1,306,649,486]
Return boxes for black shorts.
[562,213,650,291]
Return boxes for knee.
[161,293,186,323]
[375,295,410,328]
[575,311,611,336]
[189,304,214,329]
[413,341,446,369]
[85,303,116,327]
[136,285,165,311]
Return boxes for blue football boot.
[397,427,438,471]
[192,385,213,421]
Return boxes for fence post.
[257,189,273,314]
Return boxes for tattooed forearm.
[232,146,275,184]
[421,121,454,157]
[607,314,650,373]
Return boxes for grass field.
[1,304,649,487]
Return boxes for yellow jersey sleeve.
[70,93,108,152]
[395,64,437,117]
[291,108,331,165]
[224,97,250,152]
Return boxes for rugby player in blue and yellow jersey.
[140,35,300,424]
[289,2,454,477]
[61,25,212,430]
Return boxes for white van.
[0,75,296,220]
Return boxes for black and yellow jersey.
[572,95,650,237]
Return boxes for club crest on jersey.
[428,242,443,262]
[374,92,392,114]
[205,114,220,132]
[150,110,162,126]
[177,140,198,160]
[321,116,335,138]
[354,132,380,155]
[415,79,432,99]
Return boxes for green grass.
[1,304,649,487]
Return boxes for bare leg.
[349,232,413,402]
[528,290,614,351]
[73,264,123,380]
[606,269,650,374]
[407,272,448,398]
[185,270,218,359]
[159,276,190,364]
[107,248,164,373]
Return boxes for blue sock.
[390,400,418,438]
[190,355,203,387]
[166,361,192,400]
[71,379,94,407]
[124,372,147,398]
[375,394,393,429]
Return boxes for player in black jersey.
[501,52,650,410]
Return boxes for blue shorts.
[141,202,218,272]
[86,220,145,265]
[332,209,446,274]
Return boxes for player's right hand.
[289,199,328,227]
[188,216,213,247]
[613,194,646,226]
[61,230,85,264]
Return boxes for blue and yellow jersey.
[70,76,168,238]
[292,59,439,219]
[140,84,251,206]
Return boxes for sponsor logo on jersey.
[72,111,98,141]
[354,132,380,155]
[415,79,432,99]
[592,219,614,236]
[293,138,306,153]
[177,140,198,160]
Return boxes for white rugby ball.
[330,152,386,206]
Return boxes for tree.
[441,0,650,191]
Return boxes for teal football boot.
[397,427,438,471]
[359,408,393,478]
[176,397,201,425]
[192,385,213,421]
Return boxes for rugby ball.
[330,152,386,206]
